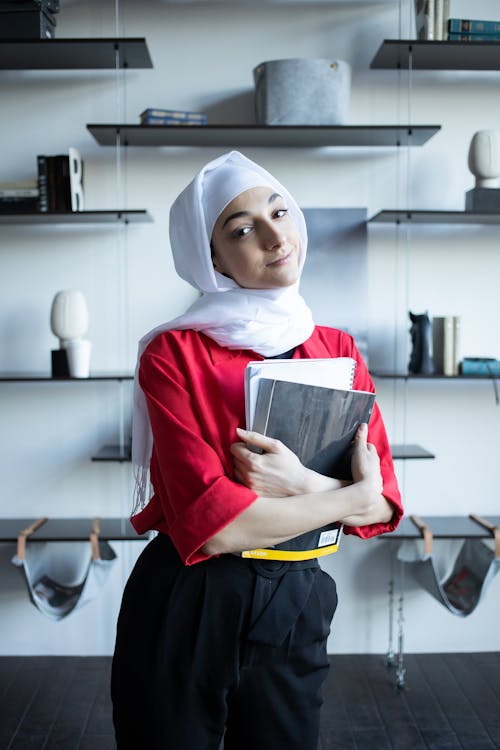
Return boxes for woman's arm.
[203,423,390,556]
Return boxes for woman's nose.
[261,222,285,249]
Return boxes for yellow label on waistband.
[240,543,339,561]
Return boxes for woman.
[111,151,403,750]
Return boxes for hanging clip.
[16,517,48,561]
[409,514,433,555]
[90,517,101,561]
[469,514,500,559]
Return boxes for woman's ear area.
[210,240,220,272]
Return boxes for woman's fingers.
[235,427,282,453]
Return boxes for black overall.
[111,534,338,750]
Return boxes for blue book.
[448,32,500,41]
[448,18,500,34]
[141,115,207,126]
[460,358,500,376]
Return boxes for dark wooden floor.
[1,653,499,749]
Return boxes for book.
[434,0,444,40]
[252,378,375,480]
[246,368,375,555]
[448,32,500,41]
[448,18,500,34]
[36,149,84,212]
[459,357,500,376]
[245,356,357,430]
[432,316,460,376]
[141,115,207,126]
[0,196,38,212]
[414,0,435,40]
[140,108,207,123]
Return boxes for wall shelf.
[0,38,152,69]
[86,124,441,148]
[92,445,131,462]
[371,40,500,71]
[369,210,500,225]
[91,442,434,463]
[380,515,500,540]
[371,373,500,380]
[391,444,435,460]
[0,373,133,382]
[0,210,152,225]
[0,517,148,542]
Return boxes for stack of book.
[447,18,500,42]
[414,0,500,41]
[37,148,84,212]
[140,108,207,126]
[0,0,60,40]
[0,181,38,213]
[432,315,460,376]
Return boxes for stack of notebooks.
[0,0,60,40]
[140,108,207,126]
[244,357,376,555]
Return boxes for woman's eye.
[274,207,288,219]
[233,225,252,239]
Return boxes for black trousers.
[111,534,338,750]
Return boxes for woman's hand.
[230,428,312,497]
[351,423,383,496]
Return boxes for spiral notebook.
[244,356,357,429]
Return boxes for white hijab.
[132,150,314,512]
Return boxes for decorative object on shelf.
[49,289,90,378]
[66,338,92,378]
[408,311,434,374]
[253,58,351,125]
[11,517,117,621]
[432,315,460,375]
[466,130,500,211]
[0,0,60,40]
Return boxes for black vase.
[408,311,434,375]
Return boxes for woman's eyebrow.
[221,193,283,229]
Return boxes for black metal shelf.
[380,515,500,540]
[0,38,152,69]
[371,39,500,71]
[91,442,433,463]
[369,210,500,225]
[0,373,133,382]
[0,210,152,225]
[0,517,148,542]
[87,124,440,148]
[92,445,132,463]
[391,444,435,460]
[371,373,500,380]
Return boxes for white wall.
[1,0,499,655]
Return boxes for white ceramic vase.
[468,130,500,188]
[50,289,89,348]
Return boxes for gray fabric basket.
[253,58,351,126]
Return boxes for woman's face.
[210,186,301,290]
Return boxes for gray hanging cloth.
[11,518,117,621]
[397,515,500,617]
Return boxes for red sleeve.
[138,347,257,566]
[343,336,404,538]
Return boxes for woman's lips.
[267,251,292,266]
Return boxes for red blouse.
[131,325,403,565]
